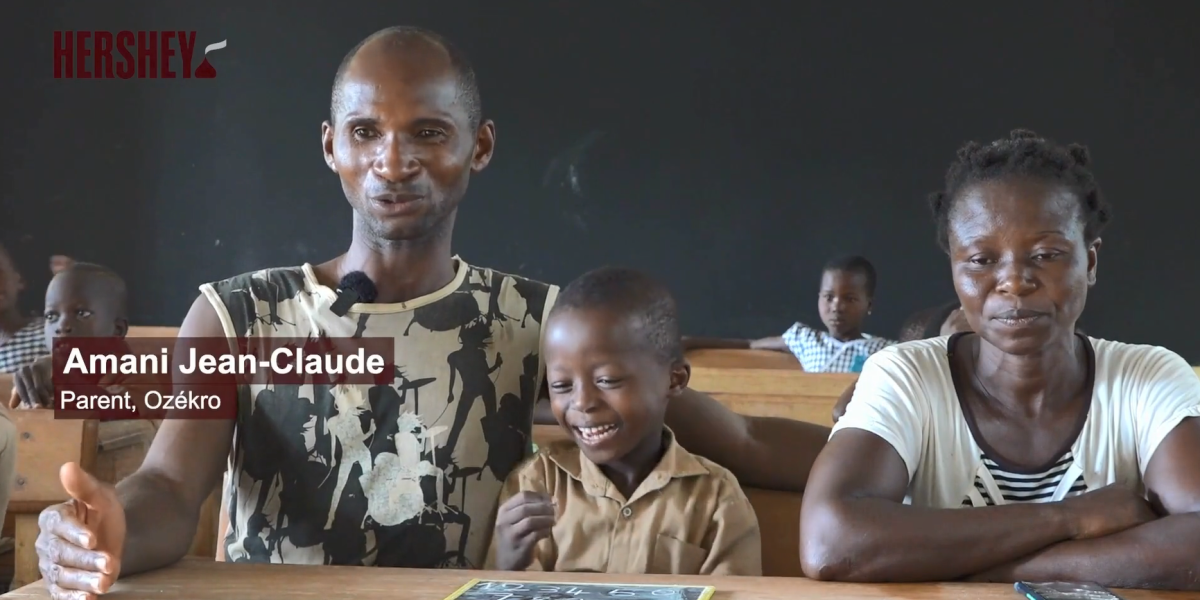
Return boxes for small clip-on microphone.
[330,271,378,317]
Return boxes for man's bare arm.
[118,295,235,575]
[666,387,826,492]
[969,418,1200,590]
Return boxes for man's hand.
[493,492,556,571]
[1061,484,1158,540]
[11,356,55,409]
[36,462,126,599]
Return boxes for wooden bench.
[689,367,856,428]
[684,348,802,370]
[3,406,98,591]
[2,326,218,587]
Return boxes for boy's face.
[0,250,24,313]
[817,269,872,339]
[543,307,689,466]
[43,271,126,349]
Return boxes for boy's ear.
[667,361,691,396]
[114,318,128,338]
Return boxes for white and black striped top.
[962,451,1089,507]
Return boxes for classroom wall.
[2,0,1198,362]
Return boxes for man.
[29,27,829,597]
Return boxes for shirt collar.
[545,426,711,503]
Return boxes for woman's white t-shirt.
[832,335,1200,508]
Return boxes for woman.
[800,130,1200,590]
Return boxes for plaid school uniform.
[0,320,47,374]
[781,322,895,373]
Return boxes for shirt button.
[621,507,633,518]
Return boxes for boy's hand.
[12,355,55,409]
[493,492,556,571]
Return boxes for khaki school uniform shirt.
[485,429,762,575]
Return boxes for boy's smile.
[543,306,688,479]
[573,421,622,446]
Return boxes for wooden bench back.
[688,367,856,428]
[127,326,182,338]
[684,349,801,370]
[6,407,99,513]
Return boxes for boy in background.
[10,262,129,409]
[0,244,47,374]
[487,267,761,575]
[684,255,896,373]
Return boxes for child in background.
[896,300,968,342]
[10,262,129,409]
[487,267,761,575]
[0,244,46,374]
[684,255,896,373]
[832,300,973,423]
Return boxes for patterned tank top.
[199,257,557,569]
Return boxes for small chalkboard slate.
[442,578,715,600]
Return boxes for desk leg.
[11,514,39,591]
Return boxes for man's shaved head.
[330,26,482,130]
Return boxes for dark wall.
[3,1,1198,361]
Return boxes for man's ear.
[114,318,128,338]
[321,121,337,173]
[471,119,496,173]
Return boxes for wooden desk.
[4,558,1197,599]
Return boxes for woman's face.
[947,177,1099,355]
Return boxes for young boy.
[9,262,129,409]
[486,267,761,575]
[684,255,896,373]
[0,244,47,374]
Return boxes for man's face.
[321,43,495,243]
